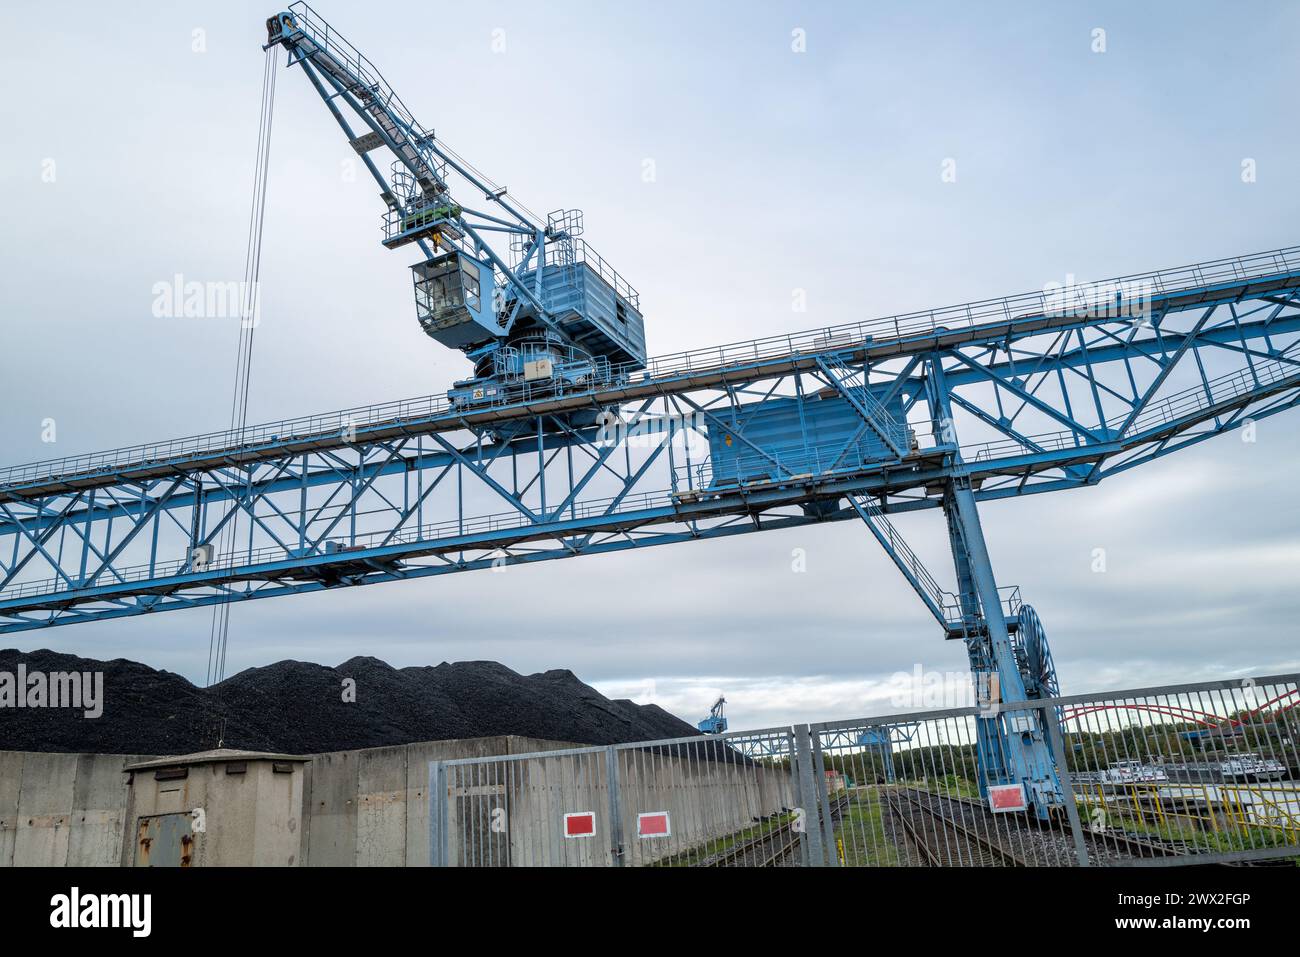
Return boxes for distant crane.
[698,697,728,735]
[2,3,1300,820]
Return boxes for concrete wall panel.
[356,745,408,867]
[301,750,359,866]
[13,752,78,866]
[0,752,25,866]
[67,753,133,866]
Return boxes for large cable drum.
[1015,604,1059,699]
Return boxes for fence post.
[794,724,825,867]
[428,761,448,867]
[787,729,809,867]
[1041,704,1090,867]
[811,730,839,867]
[605,746,625,867]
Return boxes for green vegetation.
[650,810,797,867]
[1078,794,1300,857]
[1063,708,1297,775]
[820,745,981,791]
[833,788,900,866]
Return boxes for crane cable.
[205,47,278,705]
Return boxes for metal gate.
[430,673,1300,867]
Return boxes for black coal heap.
[0,649,697,755]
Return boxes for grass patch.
[833,788,900,866]
[651,811,797,867]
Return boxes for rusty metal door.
[134,813,194,867]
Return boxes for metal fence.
[430,673,1300,867]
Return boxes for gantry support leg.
[929,360,1064,818]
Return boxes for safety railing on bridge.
[430,672,1300,867]
[962,348,1300,465]
[3,247,1297,496]
[627,245,1300,383]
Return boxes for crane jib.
[265,5,647,403]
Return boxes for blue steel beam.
[2,277,1298,633]
[2,249,1297,503]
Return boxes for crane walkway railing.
[285,2,422,138]
[2,246,1298,495]
[961,347,1300,463]
[283,3,545,226]
[814,355,909,458]
[630,245,1300,382]
[849,495,958,622]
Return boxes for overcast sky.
[1,0,1297,732]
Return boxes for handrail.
[288,2,422,135]
[962,349,1300,463]
[2,245,1297,492]
[286,3,546,227]
[854,495,954,614]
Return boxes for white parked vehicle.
[1100,760,1169,784]
[1220,753,1289,781]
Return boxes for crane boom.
[265,4,647,412]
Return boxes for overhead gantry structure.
[3,4,1299,816]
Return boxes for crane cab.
[697,696,728,734]
[411,252,497,350]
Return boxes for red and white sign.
[563,811,596,838]
[987,783,1028,813]
[637,811,671,838]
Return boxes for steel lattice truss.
[2,247,1299,635]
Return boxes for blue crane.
[2,4,1299,817]
[261,6,645,417]
[699,697,728,735]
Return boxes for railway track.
[694,785,1182,867]
[914,788,1180,861]
[884,787,1178,865]
[886,789,1030,865]
[703,794,852,867]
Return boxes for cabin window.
[462,264,481,310]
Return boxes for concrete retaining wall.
[300,735,575,866]
[0,735,578,866]
[0,751,145,867]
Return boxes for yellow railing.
[1078,781,1300,847]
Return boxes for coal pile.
[0,649,699,755]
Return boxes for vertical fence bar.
[603,748,624,868]
[811,731,838,867]
[428,760,447,867]
[1040,702,1090,867]
[794,724,825,866]
[606,746,624,866]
